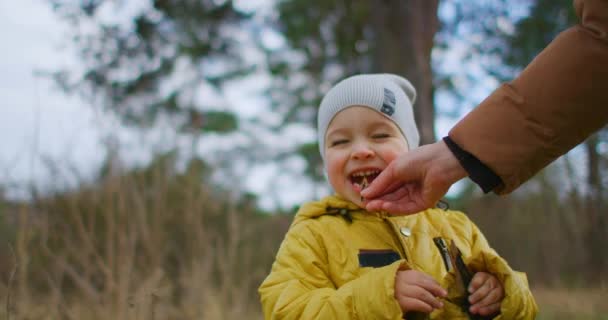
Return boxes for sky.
[1,1,174,201]
[0,0,107,196]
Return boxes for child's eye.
[330,139,349,147]
[372,133,390,139]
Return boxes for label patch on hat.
[381,88,396,116]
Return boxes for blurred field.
[0,285,605,319]
[534,287,608,319]
[0,156,606,319]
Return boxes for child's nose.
[351,143,374,160]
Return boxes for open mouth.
[349,169,381,190]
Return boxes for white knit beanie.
[317,73,419,163]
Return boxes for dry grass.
[0,157,290,320]
[534,286,608,319]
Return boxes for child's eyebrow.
[325,127,349,138]
[326,120,397,138]
[368,121,397,130]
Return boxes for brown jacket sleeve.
[449,0,608,194]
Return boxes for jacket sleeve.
[449,0,608,194]
[466,222,538,320]
[258,223,404,320]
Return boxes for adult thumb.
[361,157,417,199]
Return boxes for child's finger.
[397,296,434,313]
[471,286,503,308]
[471,301,501,316]
[468,279,494,304]
[400,284,444,310]
[408,274,447,298]
[468,275,493,303]
[468,272,489,293]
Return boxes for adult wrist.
[442,136,503,193]
[436,139,468,183]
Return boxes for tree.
[49,0,249,134]
[54,0,574,210]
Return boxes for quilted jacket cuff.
[351,259,407,319]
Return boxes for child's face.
[324,106,409,207]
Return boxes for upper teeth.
[352,170,380,177]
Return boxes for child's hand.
[395,270,447,313]
[468,272,504,316]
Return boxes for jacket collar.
[292,194,391,227]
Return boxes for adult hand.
[468,272,504,316]
[362,140,467,215]
[394,269,447,313]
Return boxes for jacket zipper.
[433,237,453,272]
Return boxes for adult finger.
[362,151,422,200]
[371,184,411,202]
[376,180,406,196]
[365,186,415,213]
[364,199,384,211]
[381,200,426,216]
[360,162,401,199]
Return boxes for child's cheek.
[383,150,401,164]
[325,154,344,186]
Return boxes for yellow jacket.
[259,195,537,319]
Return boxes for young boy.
[259,74,537,319]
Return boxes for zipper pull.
[433,237,453,272]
